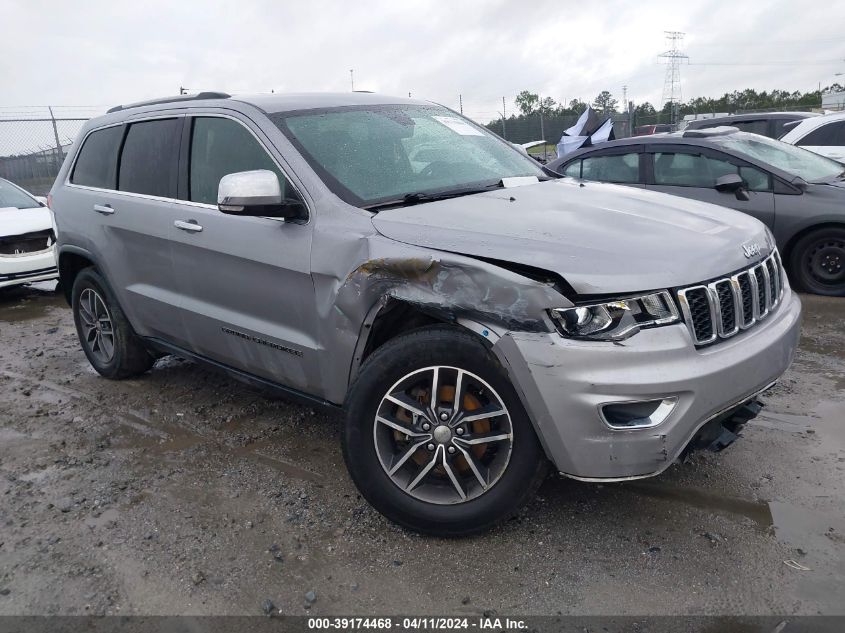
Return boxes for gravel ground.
[0,282,843,617]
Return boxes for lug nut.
[440,412,448,421]
[427,443,435,451]
[447,446,456,454]
[422,423,431,431]
[456,427,465,435]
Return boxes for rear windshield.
[0,178,40,209]
[271,104,544,207]
[714,133,844,182]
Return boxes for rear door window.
[797,121,845,147]
[118,118,181,198]
[188,116,298,205]
[70,125,123,189]
[580,153,640,183]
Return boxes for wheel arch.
[348,297,498,386]
[58,246,98,305]
[782,221,845,266]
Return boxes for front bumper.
[494,290,802,480]
[0,248,59,289]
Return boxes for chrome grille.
[678,251,785,346]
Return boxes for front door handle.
[174,219,203,233]
[93,204,114,215]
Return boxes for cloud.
[1,0,843,124]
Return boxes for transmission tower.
[658,31,688,126]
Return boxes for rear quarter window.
[732,120,768,136]
[562,161,580,178]
[70,125,123,189]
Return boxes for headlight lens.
[549,290,679,341]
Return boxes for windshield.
[714,133,844,182]
[0,178,41,209]
[271,104,545,207]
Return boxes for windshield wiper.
[363,182,504,212]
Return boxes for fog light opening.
[600,397,678,430]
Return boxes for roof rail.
[106,92,231,114]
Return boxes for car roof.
[686,112,817,127]
[234,92,429,113]
[85,91,436,132]
[105,91,427,115]
[779,110,845,141]
[546,128,800,179]
[550,128,734,156]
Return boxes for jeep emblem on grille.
[742,241,761,259]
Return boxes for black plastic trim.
[143,337,342,412]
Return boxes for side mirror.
[715,173,750,202]
[789,176,809,191]
[217,170,305,220]
[714,173,743,192]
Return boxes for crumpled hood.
[0,206,54,237]
[372,179,772,295]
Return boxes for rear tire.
[343,325,548,536]
[788,227,845,296]
[71,268,155,379]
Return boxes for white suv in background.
[0,178,59,289]
[780,111,845,162]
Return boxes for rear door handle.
[93,204,114,215]
[174,219,203,233]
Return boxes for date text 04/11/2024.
[307,617,528,630]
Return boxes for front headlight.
[549,290,679,341]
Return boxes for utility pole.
[658,31,688,128]
[538,96,546,160]
[459,94,463,115]
[48,106,64,167]
[502,96,507,140]
[622,85,629,136]
[349,69,354,92]
[179,86,187,95]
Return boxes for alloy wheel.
[78,288,115,364]
[373,366,513,505]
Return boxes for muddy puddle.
[754,396,845,453]
[0,281,65,322]
[110,406,326,483]
[621,480,845,606]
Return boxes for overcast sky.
[1,0,844,123]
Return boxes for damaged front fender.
[312,233,571,404]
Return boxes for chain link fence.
[0,109,93,196]
[485,111,632,148]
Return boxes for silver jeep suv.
[51,92,802,535]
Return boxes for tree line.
[487,84,844,143]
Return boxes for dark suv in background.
[684,112,819,139]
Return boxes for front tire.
[788,227,845,296]
[71,268,155,379]
[343,326,548,536]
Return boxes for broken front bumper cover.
[683,398,764,456]
[493,290,802,481]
